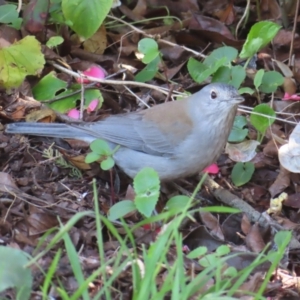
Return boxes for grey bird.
[5,83,244,180]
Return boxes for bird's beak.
[231,96,244,104]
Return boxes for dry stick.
[107,15,206,58]
[288,0,300,66]
[50,62,184,97]
[238,107,299,126]
[204,176,300,250]
[235,0,251,38]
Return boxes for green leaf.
[274,231,292,248]
[46,36,64,48]
[239,87,255,95]
[135,56,160,82]
[0,36,45,89]
[38,81,103,113]
[228,116,248,142]
[187,57,227,83]
[223,266,238,278]
[204,46,238,66]
[240,21,281,59]
[108,200,136,221]
[250,103,276,134]
[212,65,246,89]
[199,253,221,268]
[0,4,18,23]
[166,195,190,211]
[85,152,101,164]
[101,157,115,170]
[138,38,159,64]
[90,139,112,155]
[0,246,32,300]
[259,71,284,93]
[216,245,231,256]
[133,167,160,218]
[254,69,264,90]
[32,72,67,100]
[187,246,208,259]
[62,0,113,39]
[231,162,255,186]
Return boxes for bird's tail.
[5,122,95,143]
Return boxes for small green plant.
[228,116,248,143]
[0,1,114,90]
[250,104,276,142]
[32,72,103,113]
[108,167,161,219]
[0,4,22,29]
[135,38,161,82]
[187,21,283,93]
[0,246,32,300]
[0,36,45,89]
[85,139,119,170]
[231,162,255,187]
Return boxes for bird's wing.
[76,101,193,156]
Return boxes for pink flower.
[67,108,80,119]
[87,99,99,112]
[77,64,106,84]
[203,163,219,174]
[282,92,300,101]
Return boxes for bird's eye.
[211,90,217,99]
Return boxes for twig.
[50,62,184,96]
[235,0,251,38]
[204,176,300,250]
[238,107,298,125]
[107,15,206,58]
[288,0,300,65]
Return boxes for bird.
[5,83,244,181]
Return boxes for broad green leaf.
[204,46,238,66]
[228,116,248,142]
[216,245,231,256]
[254,69,264,90]
[101,157,115,170]
[138,38,159,64]
[90,139,112,155]
[250,104,276,134]
[108,200,136,221]
[46,36,64,48]
[0,246,32,300]
[212,65,246,89]
[62,0,113,39]
[0,4,18,23]
[48,85,103,113]
[134,167,160,218]
[240,21,281,59]
[274,231,292,248]
[166,195,190,211]
[85,152,101,164]
[0,36,45,89]
[199,253,221,268]
[32,72,67,100]
[231,162,255,186]
[187,247,208,259]
[188,57,227,83]
[239,87,255,95]
[223,266,238,278]
[259,71,284,93]
[135,56,160,82]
